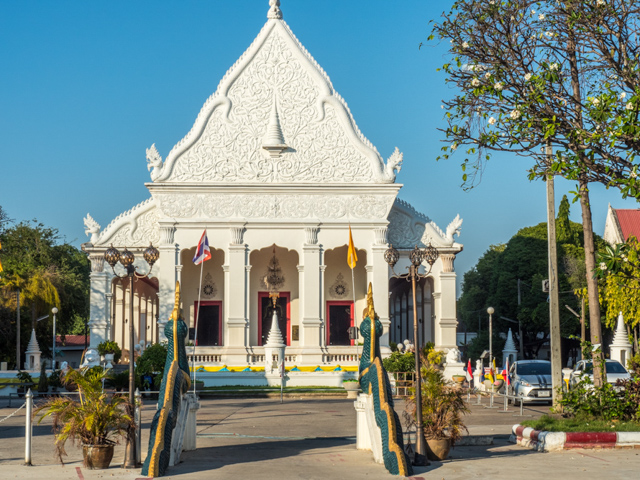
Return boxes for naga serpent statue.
[359,283,413,477]
[142,281,191,477]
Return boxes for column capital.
[440,254,456,273]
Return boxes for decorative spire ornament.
[267,0,282,20]
[262,96,287,157]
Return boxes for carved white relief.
[160,225,176,245]
[201,273,217,299]
[387,199,462,248]
[230,227,244,245]
[304,226,319,245]
[97,198,161,247]
[83,214,101,244]
[146,144,163,181]
[158,23,385,184]
[89,255,105,273]
[440,254,456,273]
[328,272,349,299]
[382,148,403,183]
[154,193,395,220]
[374,227,388,246]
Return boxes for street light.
[51,307,58,370]
[384,243,439,466]
[487,307,494,367]
[104,243,159,469]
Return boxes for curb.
[510,424,640,451]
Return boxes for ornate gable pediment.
[84,198,160,247]
[387,199,463,249]
[148,16,400,185]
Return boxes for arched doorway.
[180,247,225,347]
[249,245,299,347]
[388,276,434,348]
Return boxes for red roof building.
[604,205,640,245]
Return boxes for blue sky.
[1,1,638,293]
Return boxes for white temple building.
[81,1,463,370]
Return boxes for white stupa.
[502,328,518,365]
[24,329,42,371]
[264,309,286,375]
[610,312,632,367]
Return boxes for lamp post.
[487,307,494,367]
[51,307,58,370]
[104,243,159,469]
[384,243,439,466]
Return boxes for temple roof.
[146,3,401,185]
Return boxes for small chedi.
[142,281,191,477]
[359,283,413,477]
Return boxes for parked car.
[508,360,552,403]
[569,359,630,390]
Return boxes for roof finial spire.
[267,0,282,20]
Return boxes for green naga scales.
[359,283,413,477]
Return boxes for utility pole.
[546,142,563,407]
[516,279,525,357]
[16,289,20,370]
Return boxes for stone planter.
[425,437,451,461]
[451,375,466,388]
[82,444,114,469]
[343,382,360,399]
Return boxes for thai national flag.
[192,230,211,265]
[504,359,511,386]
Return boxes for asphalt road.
[1,394,639,479]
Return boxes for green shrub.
[382,351,415,373]
[560,376,640,422]
[136,343,168,389]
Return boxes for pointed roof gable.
[604,205,640,245]
[151,10,396,184]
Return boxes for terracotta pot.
[425,437,451,461]
[82,444,114,469]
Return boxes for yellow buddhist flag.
[0,240,3,274]
[347,226,358,269]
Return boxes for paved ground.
[1,394,639,479]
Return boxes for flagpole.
[192,250,205,395]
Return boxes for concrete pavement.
[1,395,639,479]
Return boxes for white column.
[105,293,114,342]
[370,242,391,352]
[300,227,323,360]
[226,242,248,348]
[157,225,177,343]
[88,254,110,348]
[436,254,458,350]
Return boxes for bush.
[382,351,415,373]
[136,343,168,389]
[37,362,49,393]
[48,370,63,389]
[16,370,34,384]
[560,375,640,422]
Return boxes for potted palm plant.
[405,365,469,461]
[35,367,133,469]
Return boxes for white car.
[569,359,630,389]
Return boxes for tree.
[430,0,640,385]
[0,221,90,367]
[0,205,10,233]
[597,236,640,352]
[457,196,604,360]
